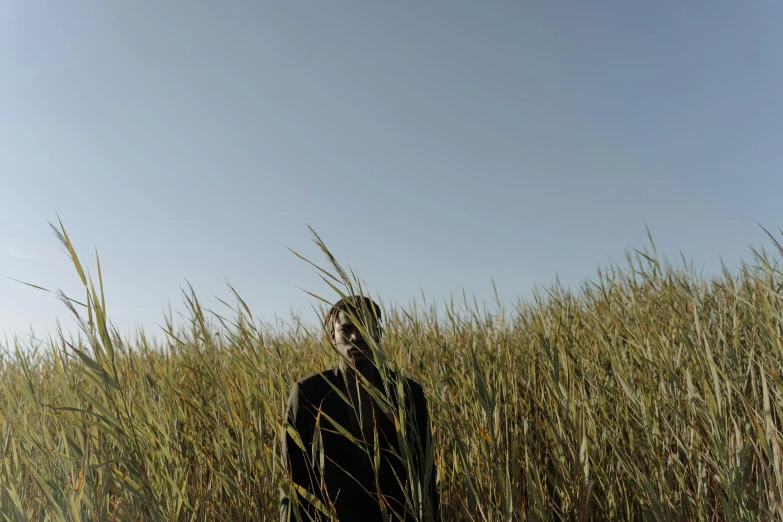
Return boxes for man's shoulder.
[290,369,338,400]
[391,373,425,401]
[400,375,424,393]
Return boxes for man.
[280,296,440,521]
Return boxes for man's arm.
[280,383,319,522]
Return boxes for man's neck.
[339,359,380,387]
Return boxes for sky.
[1,1,782,342]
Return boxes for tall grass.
[1,223,782,520]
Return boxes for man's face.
[332,309,380,363]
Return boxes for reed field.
[1,223,783,521]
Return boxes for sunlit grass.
[1,223,782,520]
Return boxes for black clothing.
[279,367,440,521]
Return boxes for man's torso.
[293,368,421,520]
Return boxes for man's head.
[324,296,382,363]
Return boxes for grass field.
[1,224,782,521]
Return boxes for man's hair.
[324,296,382,337]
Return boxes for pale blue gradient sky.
[1,1,782,340]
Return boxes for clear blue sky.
[2,1,782,340]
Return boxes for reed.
[1,223,782,520]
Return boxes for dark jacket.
[279,367,440,521]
